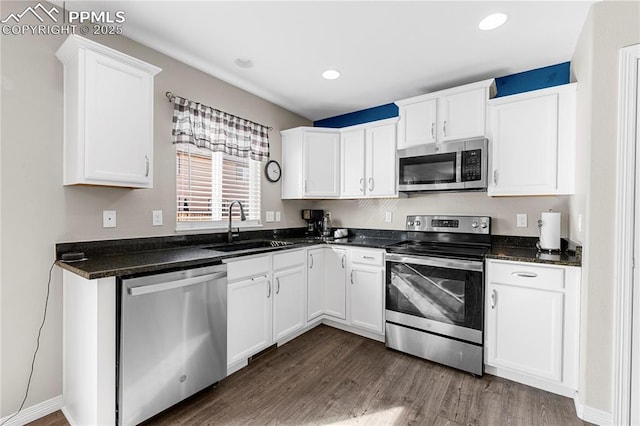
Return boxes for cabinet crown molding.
[395,78,496,106]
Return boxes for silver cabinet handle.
[342,255,345,269]
[359,178,364,193]
[144,155,150,177]
[511,271,538,278]
[493,170,498,185]
[304,179,308,192]
[361,255,375,260]
[267,279,271,298]
[276,277,280,294]
[128,272,226,296]
[350,270,354,284]
[491,289,496,309]
[368,178,374,191]
[430,122,435,139]
[442,120,447,137]
[309,253,314,269]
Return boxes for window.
[176,143,261,229]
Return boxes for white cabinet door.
[273,266,306,341]
[439,87,488,142]
[281,130,304,199]
[486,282,564,382]
[366,122,397,197]
[488,84,576,196]
[349,265,384,333]
[341,128,366,197]
[397,98,437,149]
[304,131,340,197]
[307,248,324,321]
[227,275,272,365]
[323,248,347,320]
[56,35,160,188]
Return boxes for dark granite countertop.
[56,228,403,280]
[56,229,582,280]
[486,236,582,267]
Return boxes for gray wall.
[570,0,640,414]
[314,194,571,237]
[0,1,311,415]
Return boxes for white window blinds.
[176,143,261,229]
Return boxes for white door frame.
[613,43,640,426]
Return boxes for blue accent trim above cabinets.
[313,103,399,128]
[314,62,571,128]
[494,62,570,97]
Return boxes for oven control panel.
[406,215,490,234]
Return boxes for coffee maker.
[301,209,324,237]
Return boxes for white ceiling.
[63,1,596,121]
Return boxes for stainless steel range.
[385,215,491,375]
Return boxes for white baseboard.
[574,397,613,425]
[0,395,63,425]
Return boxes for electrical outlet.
[516,213,528,228]
[275,211,281,222]
[103,210,116,228]
[385,211,393,223]
[152,210,163,226]
[266,211,275,222]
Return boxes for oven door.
[385,253,484,344]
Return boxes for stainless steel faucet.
[228,200,247,243]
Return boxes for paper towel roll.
[539,211,561,250]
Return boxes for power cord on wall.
[0,261,56,426]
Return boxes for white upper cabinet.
[340,119,397,198]
[56,35,161,188]
[340,128,366,197]
[396,79,496,149]
[487,83,577,196]
[281,127,340,199]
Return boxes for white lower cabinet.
[323,247,347,319]
[272,251,306,341]
[227,274,272,366]
[306,248,325,321]
[349,248,385,334]
[226,249,307,372]
[484,259,580,397]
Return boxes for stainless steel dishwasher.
[118,263,227,426]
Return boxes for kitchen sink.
[204,240,295,252]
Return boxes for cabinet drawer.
[273,249,305,271]
[488,260,565,291]
[351,248,384,266]
[225,254,271,282]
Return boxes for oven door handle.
[385,253,484,272]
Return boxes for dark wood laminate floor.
[30,325,589,426]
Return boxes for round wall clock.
[265,160,281,182]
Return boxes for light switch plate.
[275,211,281,222]
[516,213,528,228]
[152,210,163,226]
[103,210,116,228]
[266,211,275,222]
[385,211,393,223]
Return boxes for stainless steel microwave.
[397,138,488,192]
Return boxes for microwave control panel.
[461,149,483,182]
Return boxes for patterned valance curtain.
[171,95,270,161]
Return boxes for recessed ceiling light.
[322,69,341,80]
[235,57,254,68]
[479,13,508,31]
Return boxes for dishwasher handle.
[128,271,227,296]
